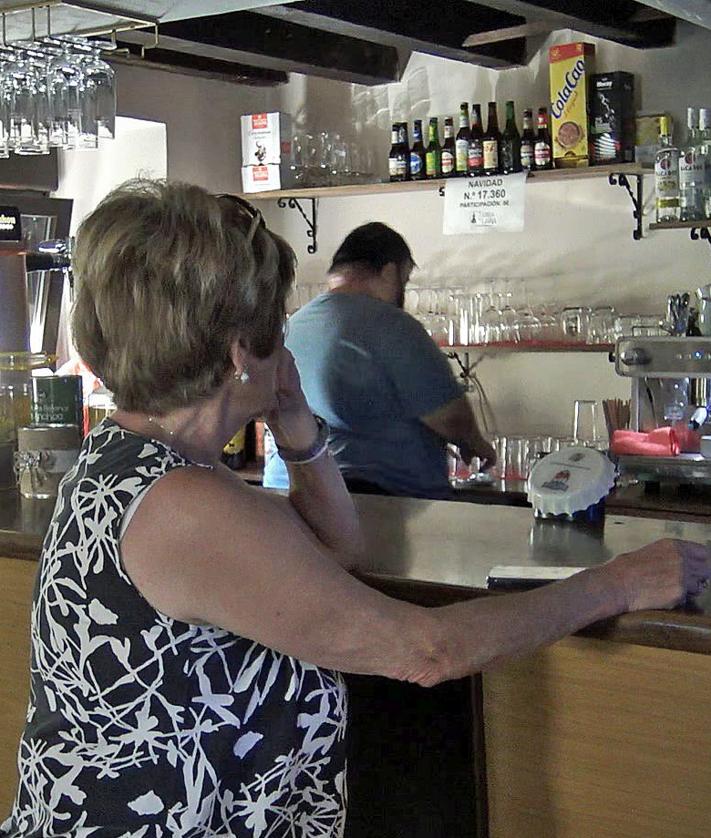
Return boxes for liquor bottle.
[425,117,441,179]
[500,100,522,174]
[680,107,705,221]
[410,119,426,181]
[654,115,680,223]
[468,104,484,176]
[389,123,406,182]
[533,107,553,171]
[455,103,471,176]
[699,108,711,218]
[441,117,456,177]
[482,101,501,176]
[520,108,535,172]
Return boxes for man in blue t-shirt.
[262,222,496,499]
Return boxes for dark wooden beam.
[112,42,288,86]
[461,0,676,47]
[254,0,527,68]
[630,0,711,30]
[129,9,402,86]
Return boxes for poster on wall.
[443,172,526,234]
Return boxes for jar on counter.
[14,424,81,499]
[0,352,49,489]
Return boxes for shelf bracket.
[690,227,711,249]
[276,197,318,254]
[608,172,643,241]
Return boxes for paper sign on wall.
[443,172,527,235]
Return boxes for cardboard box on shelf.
[240,112,292,167]
[549,42,595,168]
[241,163,296,193]
[590,72,635,165]
[635,112,672,167]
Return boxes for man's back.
[263,292,462,498]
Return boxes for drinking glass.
[504,436,529,481]
[81,48,115,140]
[573,400,600,446]
[590,306,616,344]
[47,44,84,149]
[561,306,591,343]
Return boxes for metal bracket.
[277,197,318,254]
[445,348,481,393]
[690,227,711,249]
[608,172,643,240]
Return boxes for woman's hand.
[264,348,319,452]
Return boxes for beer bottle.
[500,100,522,174]
[455,103,471,176]
[441,117,456,177]
[482,102,501,176]
[398,122,411,181]
[468,104,484,176]
[410,119,426,181]
[425,117,441,179]
[534,107,553,170]
[520,108,535,172]
[389,122,408,182]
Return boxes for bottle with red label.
[468,104,484,176]
[534,107,553,171]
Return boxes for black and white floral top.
[2,420,347,838]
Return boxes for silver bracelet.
[277,415,330,465]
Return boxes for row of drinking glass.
[290,131,378,187]
[0,35,115,156]
[405,287,663,347]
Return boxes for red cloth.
[611,427,681,457]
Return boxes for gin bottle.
[699,108,711,218]
[680,107,705,221]
[654,115,680,223]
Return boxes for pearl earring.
[234,369,250,384]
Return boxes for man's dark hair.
[328,222,415,274]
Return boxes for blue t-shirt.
[263,292,463,498]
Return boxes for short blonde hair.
[72,180,295,414]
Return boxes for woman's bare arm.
[121,465,710,685]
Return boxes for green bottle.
[425,117,441,179]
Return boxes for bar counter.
[2,490,711,837]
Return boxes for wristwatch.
[277,415,330,465]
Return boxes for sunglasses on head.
[216,193,265,244]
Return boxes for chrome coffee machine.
[614,336,711,484]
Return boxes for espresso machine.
[614,336,711,484]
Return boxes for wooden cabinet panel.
[483,636,711,838]
[0,556,36,818]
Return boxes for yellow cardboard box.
[549,42,595,168]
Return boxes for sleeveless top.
[1,420,347,838]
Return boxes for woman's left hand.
[264,348,319,451]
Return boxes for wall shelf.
[243,163,649,201]
[649,220,711,230]
[446,343,615,353]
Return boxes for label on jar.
[483,140,499,171]
[442,150,455,174]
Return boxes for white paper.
[443,172,527,235]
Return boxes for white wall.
[83,22,711,436]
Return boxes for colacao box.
[590,72,635,165]
[241,164,295,193]
[240,112,292,167]
[549,42,595,168]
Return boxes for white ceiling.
[0,1,296,40]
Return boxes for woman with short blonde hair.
[2,179,708,837]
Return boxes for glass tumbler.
[572,400,600,446]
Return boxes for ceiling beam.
[254,1,526,69]
[627,0,711,30]
[463,21,550,47]
[119,13,401,86]
[460,0,676,47]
